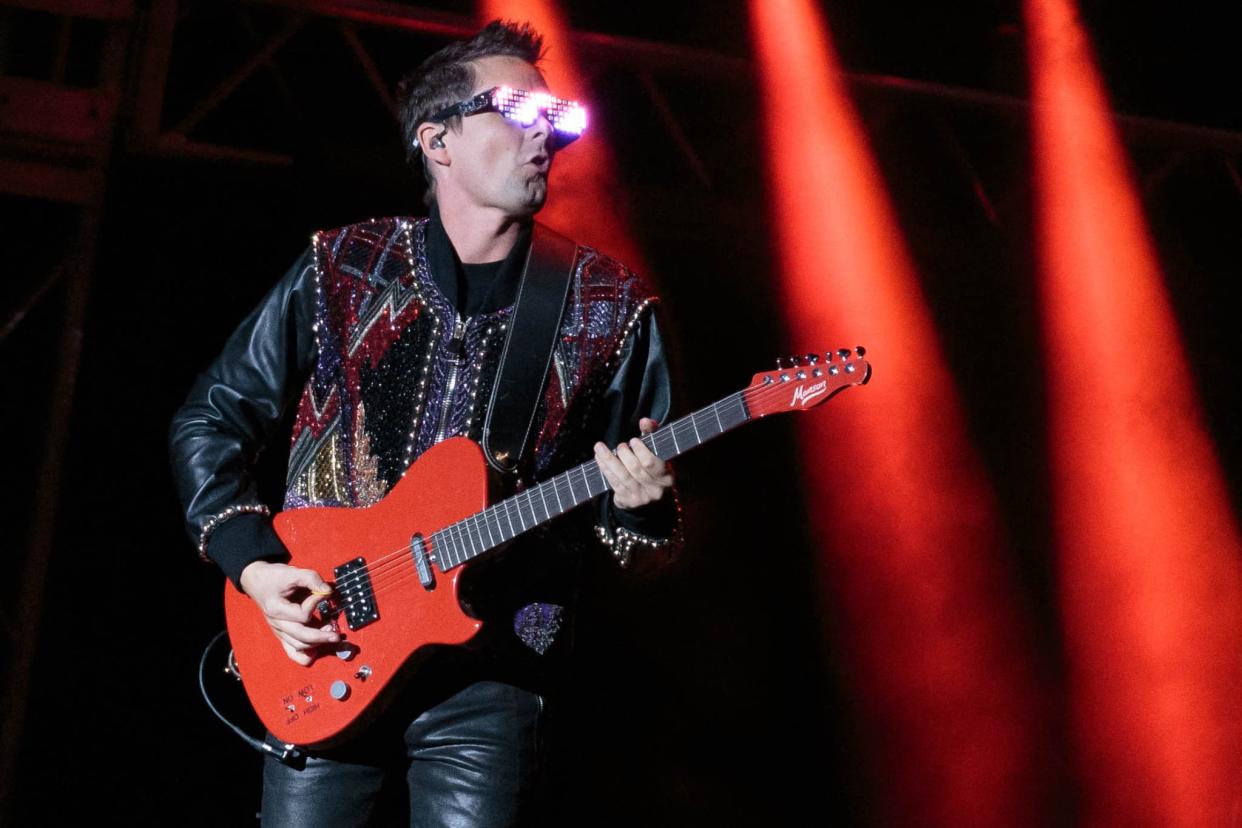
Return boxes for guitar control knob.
[330,680,351,701]
[335,646,356,661]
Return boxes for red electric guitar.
[224,348,871,747]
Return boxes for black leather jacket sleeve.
[594,306,682,549]
[168,249,318,590]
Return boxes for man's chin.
[517,181,548,214]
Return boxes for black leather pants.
[260,680,544,827]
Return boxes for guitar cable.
[199,631,307,768]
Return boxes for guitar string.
[312,372,856,620]
[320,379,782,602]
[309,370,861,620]
[313,392,740,617]
[318,388,750,602]
[315,371,855,616]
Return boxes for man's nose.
[527,111,553,143]
[530,109,552,132]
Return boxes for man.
[170,19,680,826]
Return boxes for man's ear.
[417,123,450,164]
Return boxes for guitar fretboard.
[431,391,751,571]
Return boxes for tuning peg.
[825,351,834,362]
[805,352,819,365]
[855,345,866,357]
[836,348,851,360]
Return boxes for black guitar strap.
[482,222,578,475]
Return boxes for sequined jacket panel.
[170,214,679,610]
[284,216,662,511]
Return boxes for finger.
[280,640,313,666]
[615,440,648,481]
[296,593,322,618]
[597,442,644,498]
[287,567,334,596]
[272,617,340,646]
[594,442,628,486]
[638,417,660,434]
[611,447,669,510]
[617,441,666,490]
[272,627,319,661]
[273,627,306,652]
[264,596,314,625]
[626,437,669,476]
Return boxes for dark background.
[2,1,1241,824]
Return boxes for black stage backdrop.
[2,2,1241,824]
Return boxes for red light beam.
[1026,0,1242,822]
[750,1,1050,823]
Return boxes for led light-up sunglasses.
[427,86,588,146]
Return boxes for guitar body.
[223,437,488,748]
[219,347,871,750]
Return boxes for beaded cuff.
[595,494,683,570]
[196,503,272,562]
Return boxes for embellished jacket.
[170,215,680,653]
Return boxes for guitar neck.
[432,391,752,572]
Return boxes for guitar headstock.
[744,346,871,418]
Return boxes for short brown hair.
[395,20,545,202]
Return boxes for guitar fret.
[449,523,464,563]
[517,493,530,531]
[538,485,551,520]
[467,517,482,556]
[511,495,524,532]
[498,508,510,542]
[655,427,675,459]
[727,394,749,427]
[482,512,497,548]
[449,531,464,571]
[449,521,463,562]
[503,500,516,539]
[583,465,601,499]
[450,530,462,567]
[431,530,445,568]
[441,530,456,569]
[489,512,500,546]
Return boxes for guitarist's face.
[444,56,557,219]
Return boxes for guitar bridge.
[332,557,379,630]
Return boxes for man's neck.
[435,200,530,264]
